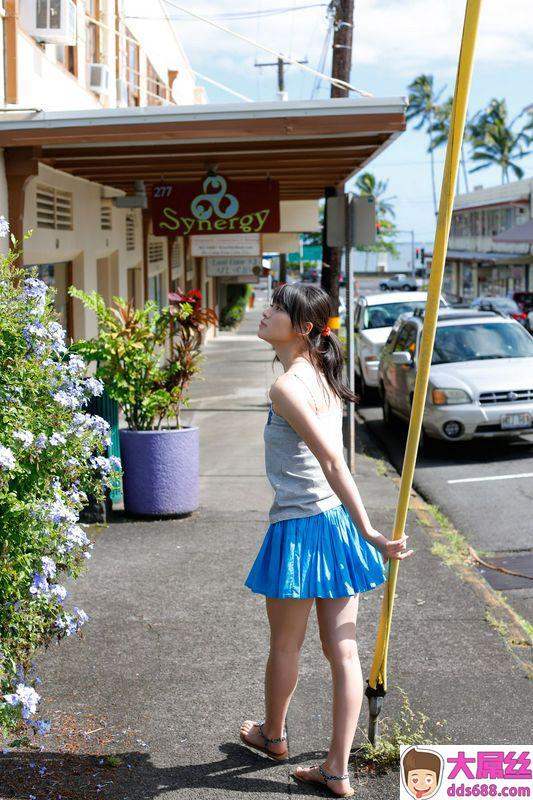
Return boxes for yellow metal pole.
[367,0,483,696]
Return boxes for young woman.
[240,283,413,798]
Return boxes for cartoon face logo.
[401,746,444,799]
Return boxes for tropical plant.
[406,74,446,214]
[0,220,120,742]
[427,95,471,195]
[355,171,396,220]
[167,287,219,428]
[68,287,217,431]
[354,172,398,256]
[467,98,532,183]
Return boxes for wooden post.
[5,146,41,267]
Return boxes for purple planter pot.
[119,426,199,516]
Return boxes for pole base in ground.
[365,680,387,746]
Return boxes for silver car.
[378,307,533,444]
[354,291,449,393]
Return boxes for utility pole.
[255,56,309,102]
[322,0,354,314]
[256,55,308,283]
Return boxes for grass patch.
[425,502,470,565]
[354,686,451,770]
[374,458,389,477]
[485,609,508,638]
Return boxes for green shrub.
[0,222,120,743]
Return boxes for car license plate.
[501,413,532,430]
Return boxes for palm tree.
[355,172,398,256]
[406,74,446,214]
[427,96,471,194]
[468,99,532,183]
[354,171,396,219]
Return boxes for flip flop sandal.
[239,720,289,761]
[291,763,355,797]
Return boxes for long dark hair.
[270,282,360,406]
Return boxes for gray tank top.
[264,372,344,524]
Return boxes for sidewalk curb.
[354,410,533,680]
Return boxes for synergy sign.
[151,176,280,236]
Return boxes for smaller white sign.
[207,257,261,277]
[191,234,261,257]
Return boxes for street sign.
[326,194,376,248]
[191,234,261,257]
[206,257,262,277]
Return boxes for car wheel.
[419,426,441,457]
[379,284,388,291]
[402,284,412,291]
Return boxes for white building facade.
[0,0,208,343]
[444,179,533,301]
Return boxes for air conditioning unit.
[20,0,77,45]
[116,78,128,108]
[88,63,110,94]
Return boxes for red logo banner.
[151,176,280,236]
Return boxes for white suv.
[354,291,449,396]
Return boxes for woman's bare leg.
[241,596,314,753]
[293,595,360,793]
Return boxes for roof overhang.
[442,249,533,265]
[0,98,407,200]
[493,219,533,244]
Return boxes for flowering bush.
[68,286,218,430]
[0,221,122,743]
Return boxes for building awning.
[440,249,532,264]
[0,97,406,200]
[493,219,533,244]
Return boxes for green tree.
[427,95,471,195]
[406,73,446,214]
[355,171,398,256]
[467,98,532,183]
[355,171,396,219]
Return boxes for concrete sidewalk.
[3,300,531,800]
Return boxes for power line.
[158,0,253,102]
[126,3,328,22]
[311,13,333,98]
[163,0,372,96]
[255,56,309,100]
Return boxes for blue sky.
[161,0,533,244]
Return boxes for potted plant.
[68,287,218,517]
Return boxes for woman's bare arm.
[270,377,413,563]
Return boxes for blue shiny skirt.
[244,503,389,599]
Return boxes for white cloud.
[162,0,533,98]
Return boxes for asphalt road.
[356,390,533,626]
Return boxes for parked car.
[302,267,320,282]
[354,291,449,395]
[378,307,533,449]
[506,290,533,313]
[469,296,528,326]
[379,273,419,291]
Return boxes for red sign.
[151,176,280,236]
